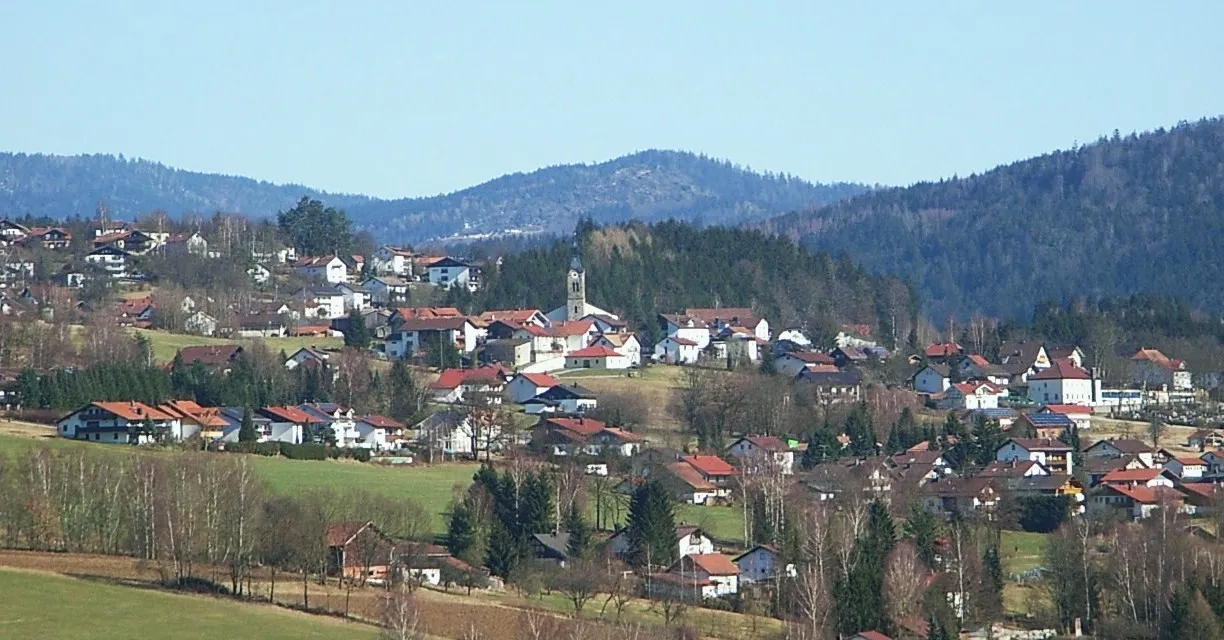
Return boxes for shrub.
[279,442,328,460]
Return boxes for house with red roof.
[658,313,712,351]
[1088,484,1186,520]
[565,344,630,370]
[685,307,769,342]
[176,345,244,370]
[506,372,561,404]
[57,401,179,445]
[386,316,479,360]
[1028,358,1101,406]
[924,342,963,362]
[158,399,229,441]
[1130,348,1192,391]
[1166,456,1208,480]
[941,380,1007,410]
[427,366,508,404]
[1099,467,1176,489]
[325,521,395,581]
[533,416,643,457]
[548,320,598,354]
[728,435,795,475]
[996,438,1075,475]
[294,255,348,284]
[1037,403,1093,431]
[654,335,702,364]
[479,309,548,328]
[647,553,740,600]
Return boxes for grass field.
[132,328,343,364]
[1001,530,1049,574]
[0,568,378,639]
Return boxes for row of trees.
[0,445,427,601]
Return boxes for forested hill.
[759,117,1224,319]
[466,220,918,347]
[346,150,867,243]
[0,153,370,219]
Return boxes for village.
[2,211,1224,640]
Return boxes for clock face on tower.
[569,270,579,280]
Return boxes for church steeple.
[566,247,586,322]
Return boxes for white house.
[911,363,952,394]
[566,345,630,370]
[684,307,770,342]
[297,286,346,320]
[659,314,712,350]
[1082,439,1157,468]
[673,554,739,597]
[1165,457,1208,480]
[655,336,702,365]
[183,310,218,337]
[386,317,479,359]
[427,257,472,290]
[85,246,130,279]
[57,401,179,444]
[1099,467,1177,489]
[727,435,795,475]
[996,438,1074,475]
[609,524,714,561]
[733,545,795,584]
[427,367,507,404]
[372,246,414,277]
[413,409,500,457]
[941,381,1006,410]
[294,255,348,284]
[363,276,409,306]
[506,372,561,404]
[1130,348,1193,391]
[335,282,370,313]
[593,333,642,367]
[773,351,836,377]
[528,384,598,414]
[1028,359,1101,406]
[247,264,271,285]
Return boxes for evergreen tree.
[971,415,1005,467]
[485,522,520,578]
[388,360,423,422]
[980,544,1004,620]
[519,473,555,537]
[446,495,482,559]
[16,367,40,409]
[342,309,371,349]
[564,503,592,560]
[925,612,952,640]
[903,502,940,569]
[757,348,777,375]
[238,406,258,442]
[1167,586,1222,640]
[626,481,677,568]
[834,500,896,635]
[802,423,840,469]
[845,402,875,456]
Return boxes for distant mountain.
[0,150,867,244]
[760,117,1224,320]
[0,153,370,219]
[345,150,868,243]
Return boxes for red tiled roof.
[261,405,321,424]
[517,324,550,337]
[1007,438,1071,452]
[290,325,331,336]
[601,427,644,443]
[682,553,740,576]
[546,417,606,436]
[88,401,174,421]
[668,336,699,346]
[1030,359,1091,380]
[325,521,367,546]
[952,381,1004,395]
[360,415,403,429]
[787,351,836,364]
[517,373,560,388]
[683,455,737,477]
[666,461,715,490]
[1175,457,1207,466]
[568,345,619,358]
[965,354,991,367]
[1180,483,1217,499]
[853,632,893,640]
[1131,348,1185,371]
[1101,468,1165,484]
[1100,485,1181,505]
[737,435,789,452]
[924,342,962,358]
[479,309,542,324]
[428,367,507,390]
[548,320,595,337]
[393,306,463,319]
[397,317,471,332]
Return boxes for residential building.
[796,368,863,404]
[1130,348,1193,391]
[362,276,409,306]
[609,524,714,561]
[684,307,769,341]
[921,477,1001,518]
[335,282,370,312]
[177,345,244,370]
[85,246,130,279]
[996,438,1074,475]
[525,384,598,415]
[655,553,740,599]
[728,435,795,475]
[566,345,630,370]
[941,381,1006,410]
[183,310,218,337]
[1099,468,1177,489]
[284,346,331,371]
[506,372,561,404]
[654,336,702,365]
[1082,439,1157,468]
[1016,412,1076,440]
[296,286,346,320]
[426,257,472,290]
[386,317,479,359]
[1166,457,1208,480]
[57,401,178,444]
[734,545,795,583]
[412,409,499,458]
[427,366,508,404]
[1028,359,1101,405]
[236,312,289,337]
[1188,428,1224,451]
[1037,404,1093,431]
[326,521,395,581]
[164,232,209,256]
[593,333,642,366]
[294,255,348,284]
[923,342,963,363]
[1087,484,1185,521]
[911,363,952,394]
[776,351,838,378]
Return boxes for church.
[544,254,619,324]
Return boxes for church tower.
[566,253,586,322]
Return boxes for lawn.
[132,329,343,364]
[0,568,378,639]
[1001,530,1049,575]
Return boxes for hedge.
[279,443,328,460]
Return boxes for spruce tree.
[980,544,1004,620]
[238,406,258,442]
[835,500,896,635]
[802,422,840,469]
[626,481,677,568]
[564,503,592,560]
[342,309,371,349]
[903,502,940,569]
[845,402,875,456]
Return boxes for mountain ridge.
[0,149,868,244]
[759,116,1224,319]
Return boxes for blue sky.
[2,1,1221,199]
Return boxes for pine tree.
[564,503,592,560]
[980,544,1004,620]
[904,502,940,569]
[802,422,840,469]
[446,495,483,559]
[519,473,555,536]
[845,402,875,456]
[342,309,371,349]
[485,522,520,578]
[971,416,1005,466]
[239,406,257,442]
[626,481,677,568]
[835,500,896,635]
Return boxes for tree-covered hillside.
[348,150,867,244]
[466,220,918,348]
[760,117,1224,319]
[0,153,369,219]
